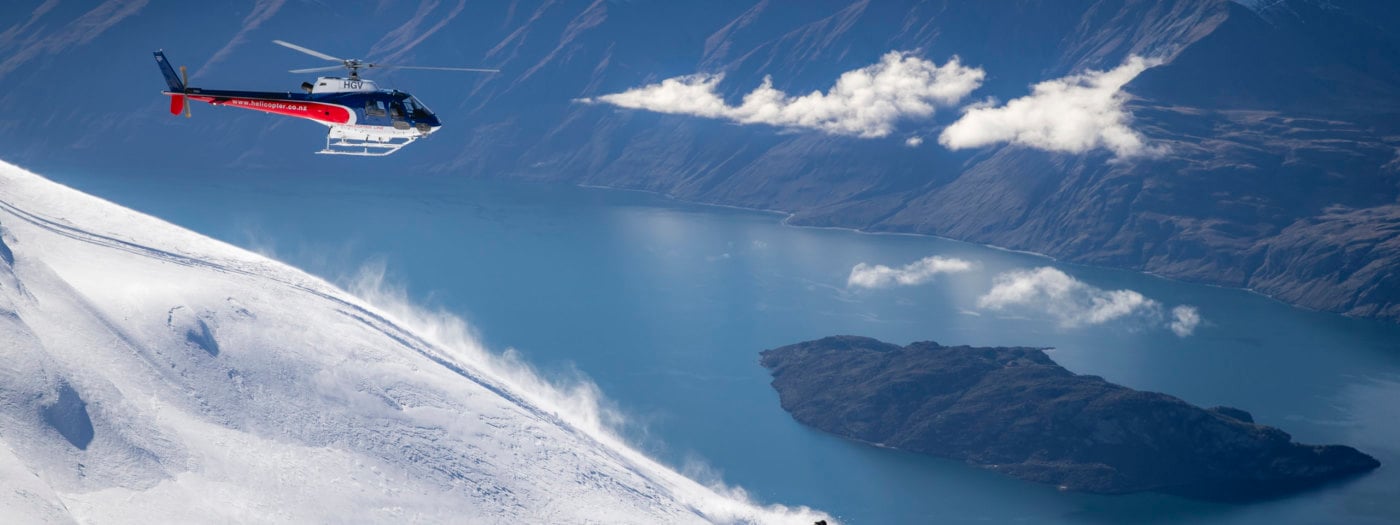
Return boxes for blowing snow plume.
[940,55,1164,158]
[581,51,985,138]
[0,160,830,524]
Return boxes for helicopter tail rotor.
[179,65,191,118]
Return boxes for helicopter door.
[389,100,410,129]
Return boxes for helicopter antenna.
[273,40,499,80]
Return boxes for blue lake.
[43,166,1400,524]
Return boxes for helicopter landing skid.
[317,125,419,157]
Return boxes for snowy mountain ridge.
[0,160,826,524]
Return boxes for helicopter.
[153,40,498,156]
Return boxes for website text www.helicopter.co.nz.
[229,99,310,112]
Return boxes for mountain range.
[1,0,1397,322]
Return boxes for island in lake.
[760,336,1380,501]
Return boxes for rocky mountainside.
[761,335,1381,500]
[2,0,1397,322]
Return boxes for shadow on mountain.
[41,382,94,450]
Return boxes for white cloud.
[847,255,974,288]
[582,51,986,138]
[977,267,1201,336]
[588,73,732,118]
[905,136,924,147]
[939,55,1164,158]
[977,267,1155,326]
[1170,305,1202,337]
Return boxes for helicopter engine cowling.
[309,77,378,94]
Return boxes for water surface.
[44,167,1400,524]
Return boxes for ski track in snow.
[0,161,830,524]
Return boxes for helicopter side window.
[365,100,387,117]
[402,97,420,117]
[389,101,406,119]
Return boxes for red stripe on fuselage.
[184,95,352,124]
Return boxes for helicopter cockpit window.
[406,96,433,116]
[402,96,421,117]
[366,100,387,117]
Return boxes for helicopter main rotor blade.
[289,65,348,74]
[272,40,343,62]
[379,65,501,73]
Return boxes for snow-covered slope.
[0,160,827,524]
